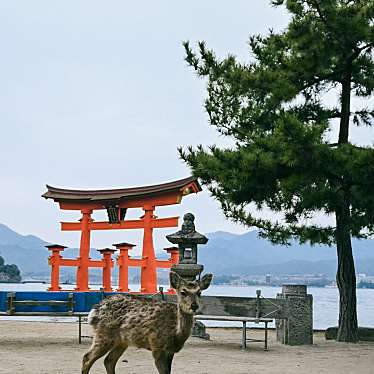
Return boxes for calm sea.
[0,283,373,330]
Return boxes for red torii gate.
[42,176,201,293]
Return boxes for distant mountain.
[219,258,374,277]
[200,230,374,275]
[0,223,373,278]
[0,223,50,276]
[0,224,101,277]
[0,223,47,249]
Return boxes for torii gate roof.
[42,176,201,204]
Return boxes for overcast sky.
[0,1,372,253]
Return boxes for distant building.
[265,274,271,284]
[356,273,367,284]
[366,276,374,283]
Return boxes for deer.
[81,271,213,374]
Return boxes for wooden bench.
[1,292,88,343]
[195,315,273,350]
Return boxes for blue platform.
[0,291,123,314]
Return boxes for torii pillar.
[76,208,92,291]
[114,242,136,292]
[141,206,157,292]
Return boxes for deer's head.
[170,271,213,315]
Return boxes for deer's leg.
[167,353,174,373]
[104,344,127,374]
[82,337,112,374]
[153,350,169,374]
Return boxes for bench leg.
[78,315,82,344]
[241,321,247,350]
[264,321,268,351]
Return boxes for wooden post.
[141,206,157,293]
[76,209,92,291]
[167,247,179,265]
[98,248,116,292]
[114,242,136,292]
[46,244,67,291]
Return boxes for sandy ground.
[0,321,373,374]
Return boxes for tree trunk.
[338,70,352,144]
[335,69,358,342]
[335,204,358,342]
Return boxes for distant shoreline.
[3,281,374,289]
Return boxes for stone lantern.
[166,213,208,281]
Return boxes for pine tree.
[181,0,374,342]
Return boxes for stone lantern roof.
[166,213,208,245]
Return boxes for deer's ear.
[199,273,213,290]
[170,271,182,290]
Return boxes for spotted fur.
[81,271,212,374]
